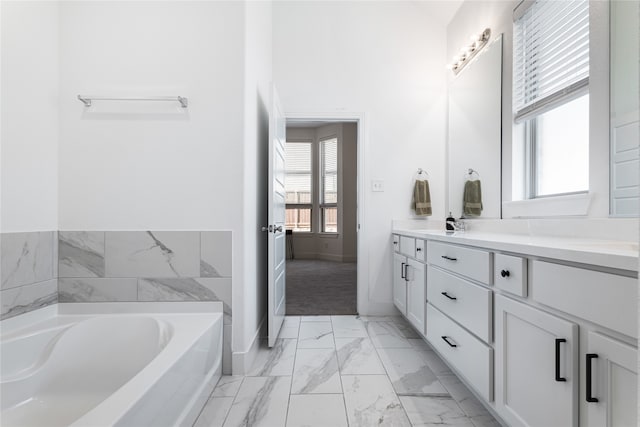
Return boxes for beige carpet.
[285,259,357,315]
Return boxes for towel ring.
[466,168,480,181]
[415,168,430,181]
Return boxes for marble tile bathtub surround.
[1,231,55,290]
[105,231,201,278]
[55,230,233,373]
[58,231,105,278]
[1,231,57,319]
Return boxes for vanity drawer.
[494,254,527,297]
[427,241,492,284]
[392,234,400,253]
[531,260,637,338]
[400,236,416,258]
[415,239,426,262]
[427,303,494,402]
[427,266,492,343]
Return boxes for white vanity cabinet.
[391,230,638,427]
[495,294,579,427]
[585,332,637,427]
[393,252,408,315]
[392,235,427,333]
[406,258,426,333]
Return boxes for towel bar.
[77,95,188,108]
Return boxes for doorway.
[284,120,358,315]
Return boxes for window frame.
[513,0,591,202]
[285,140,313,233]
[319,136,338,234]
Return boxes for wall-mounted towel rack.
[77,95,188,108]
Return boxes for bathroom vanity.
[391,228,638,427]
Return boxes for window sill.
[503,192,593,218]
[291,232,340,238]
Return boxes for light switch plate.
[372,180,384,192]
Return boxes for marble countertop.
[392,228,639,272]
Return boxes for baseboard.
[291,252,356,263]
[231,316,265,375]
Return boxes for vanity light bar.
[447,28,491,75]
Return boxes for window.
[285,142,312,232]
[320,138,338,232]
[285,135,340,233]
[513,0,590,198]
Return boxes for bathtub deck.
[193,315,500,427]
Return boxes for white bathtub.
[0,302,223,427]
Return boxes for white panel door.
[495,295,579,427]
[268,86,286,347]
[585,331,638,427]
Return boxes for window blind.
[513,0,589,123]
[321,138,338,205]
[285,142,312,204]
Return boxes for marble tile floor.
[193,315,501,427]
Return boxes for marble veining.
[58,231,105,278]
[58,278,137,302]
[335,337,386,375]
[377,347,448,395]
[298,321,335,348]
[137,277,230,308]
[193,314,500,427]
[399,396,474,427]
[212,376,245,398]
[105,231,199,277]
[366,321,414,348]
[1,232,54,290]
[291,348,341,394]
[0,279,57,320]
[223,376,291,427]
[201,231,232,278]
[341,375,412,427]
[247,339,297,377]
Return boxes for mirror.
[610,0,640,216]
[447,35,503,219]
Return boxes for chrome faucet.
[451,219,466,232]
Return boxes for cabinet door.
[585,332,637,427]
[393,253,407,315]
[406,259,426,334]
[495,295,579,427]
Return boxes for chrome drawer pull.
[441,255,457,261]
[441,336,458,348]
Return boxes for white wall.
[1,1,59,232]
[239,0,272,372]
[58,1,245,231]
[274,1,448,314]
[56,1,271,371]
[448,0,610,217]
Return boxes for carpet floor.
[285,259,357,315]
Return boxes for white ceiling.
[412,0,464,26]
